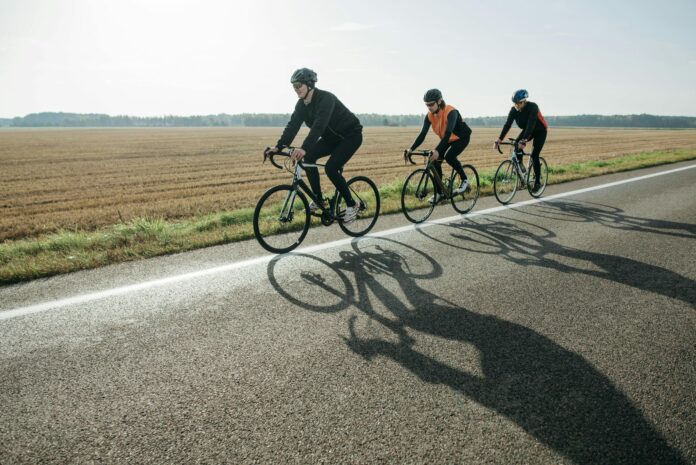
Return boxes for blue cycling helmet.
[512,89,528,103]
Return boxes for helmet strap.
[304,86,315,103]
[433,99,442,113]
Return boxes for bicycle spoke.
[451,164,480,214]
[338,176,380,236]
[401,169,436,223]
[253,186,310,253]
[494,160,518,204]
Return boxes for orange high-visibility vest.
[427,105,460,143]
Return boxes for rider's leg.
[514,133,526,165]
[304,138,337,204]
[444,135,470,181]
[530,131,546,184]
[324,131,362,208]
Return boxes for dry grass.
[2,126,696,241]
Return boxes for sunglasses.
[292,82,305,90]
[425,101,437,107]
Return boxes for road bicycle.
[400,150,480,223]
[253,148,380,254]
[493,139,548,204]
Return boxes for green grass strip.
[1,149,695,285]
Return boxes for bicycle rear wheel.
[337,175,380,237]
[401,169,436,223]
[253,185,310,254]
[527,156,548,198]
[450,164,480,214]
[493,160,518,204]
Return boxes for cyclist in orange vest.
[406,89,473,204]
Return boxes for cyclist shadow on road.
[521,198,696,240]
[418,202,695,308]
[266,238,687,465]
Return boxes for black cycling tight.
[433,134,470,194]
[515,131,546,183]
[303,132,362,207]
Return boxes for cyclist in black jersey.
[267,68,363,223]
[406,89,473,204]
[495,89,548,193]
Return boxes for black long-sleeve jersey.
[499,101,548,141]
[276,88,362,152]
[410,109,472,154]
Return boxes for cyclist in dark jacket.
[495,89,548,193]
[406,88,473,204]
[268,68,362,223]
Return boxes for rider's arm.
[521,102,539,140]
[276,100,305,148]
[410,116,431,150]
[434,109,460,154]
[498,106,516,140]
[301,92,336,151]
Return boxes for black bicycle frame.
[292,176,337,215]
[287,160,342,220]
[408,151,449,197]
[264,148,355,220]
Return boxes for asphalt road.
[1,162,695,464]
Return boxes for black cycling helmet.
[423,88,442,102]
[512,89,529,103]
[291,68,318,88]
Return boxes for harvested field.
[2,127,696,241]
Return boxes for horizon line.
[3,111,696,120]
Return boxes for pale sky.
[1,0,695,118]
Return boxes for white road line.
[2,163,695,321]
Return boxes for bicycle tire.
[527,156,549,198]
[493,160,518,205]
[401,169,437,223]
[253,185,310,254]
[450,164,480,214]
[337,175,381,237]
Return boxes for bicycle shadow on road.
[520,198,696,240]
[417,202,696,308]
[266,238,687,465]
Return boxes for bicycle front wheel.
[337,175,380,237]
[401,169,436,223]
[450,164,480,214]
[527,156,549,198]
[253,185,310,254]
[493,160,518,204]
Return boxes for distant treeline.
[3,112,696,128]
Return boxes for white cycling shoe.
[342,206,359,223]
[428,193,443,205]
[452,179,468,195]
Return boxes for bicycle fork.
[278,189,298,222]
